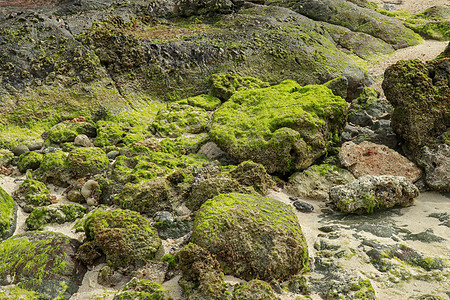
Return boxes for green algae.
[209,80,347,173]
[35,150,69,186]
[113,278,173,300]
[18,152,43,173]
[0,286,40,299]
[46,122,96,145]
[0,124,45,150]
[26,204,86,231]
[192,193,309,281]
[12,179,51,207]
[0,186,16,240]
[209,73,270,101]
[176,94,221,111]
[67,147,109,178]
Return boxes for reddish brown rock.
[339,141,422,182]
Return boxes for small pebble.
[293,200,314,213]
[289,196,298,201]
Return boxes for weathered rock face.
[266,0,421,49]
[0,231,86,299]
[416,144,450,192]
[192,193,309,281]
[0,187,16,241]
[330,175,419,214]
[77,209,161,267]
[382,58,450,158]
[210,80,347,174]
[339,141,422,182]
[286,164,355,200]
[229,160,275,195]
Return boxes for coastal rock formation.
[330,175,419,214]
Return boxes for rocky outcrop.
[286,164,355,200]
[416,144,450,192]
[330,175,419,214]
[192,193,309,281]
[209,80,347,174]
[339,141,422,182]
[0,231,86,299]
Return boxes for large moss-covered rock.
[382,58,449,158]
[330,175,419,214]
[266,0,421,49]
[286,164,355,200]
[0,231,87,299]
[17,151,43,173]
[25,204,86,230]
[209,73,270,101]
[12,179,51,208]
[0,187,16,241]
[192,193,309,281]
[46,121,96,144]
[67,147,109,178]
[150,103,210,138]
[114,178,172,214]
[209,80,347,174]
[229,161,275,195]
[36,150,71,186]
[77,209,161,267]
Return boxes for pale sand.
[373,0,450,14]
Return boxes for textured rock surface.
[0,187,16,241]
[330,175,419,214]
[286,164,355,200]
[210,80,347,174]
[192,193,308,281]
[0,231,86,299]
[339,141,422,182]
[416,144,450,192]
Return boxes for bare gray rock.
[417,144,450,192]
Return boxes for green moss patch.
[209,80,347,173]
[192,193,309,281]
[66,147,109,178]
[113,278,173,300]
[26,204,86,231]
[0,186,16,241]
[12,179,51,208]
[18,151,43,173]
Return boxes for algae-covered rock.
[209,73,270,101]
[12,179,51,208]
[382,59,449,158]
[209,80,347,174]
[267,0,421,49]
[150,103,210,138]
[17,151,43,173]
[233,280,277,300]
[114,178,172,214]
[0,231,86,299]
[178,243,227,300]
[25,204,86,230]
[229,161,275,195]
[36,150,70,186]
[94,120,152,147]
[0,187,16,241]
[0,149,13,167]
[67,147,109,178]
[192,193,308,281]
[330,175,419,214]
[77,209,161,267]
[178,94,222,111]
[187,177,256,211]
[286,164,355,200]
[0,286,40,299]
[113,278,173,300]
[406,6,450,41]
[46,121,96,144]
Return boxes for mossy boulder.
[229,161,275,195]
[46,121,96,144]
[0,149,13,167]
[233,280,277,300]
[77,209,161,267]
[406,6,450,41]
[209,73,270,101]
[0,231,87,299]
[186,177,256,211]
[286,164,355,200]
[382,59,449,158]
[178,243,227,300]
[113,278,173,300]
[266,0,421,49]
[67,147,109,178]
[25,204,86,230]
[192,193,309,281]
[0,286,40,299]
[150,103,210,138]
[0,187,16,241]
[209,80,347,174]
[177,94,222,111]
[36,150,71,186]
[330,175,419,214]
[17,151,43,173]
[12,179,51,208]
[94,120,152,147]
[114,178,172,214]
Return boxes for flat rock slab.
[339,141,422,182]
